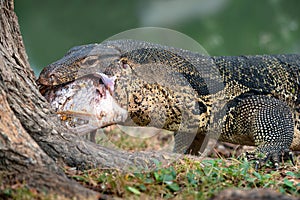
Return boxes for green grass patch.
[0,185,54,200]
[1,155,298,199]
[65,157,300,199]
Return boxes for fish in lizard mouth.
[39,73,128,136]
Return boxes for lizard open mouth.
[40,73,128,135]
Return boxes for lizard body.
[38,39,300,167]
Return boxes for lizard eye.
[122,63,129,69]
[49,74,56,84]
[119,58,129,69]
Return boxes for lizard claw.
[254,160,260,171]
[245,149,294,170]
[283,151,295,166]
[289,152,295,166]
[274,162,279,170]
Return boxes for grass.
[1,128,299,199]
[64,156,299,199]
[1,156,299,200]
[0,185,54,200]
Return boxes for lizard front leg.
[221,94,295,169]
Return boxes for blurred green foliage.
[15,0,300,74]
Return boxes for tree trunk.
[0,0,179,198]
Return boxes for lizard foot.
[245,149,295,170]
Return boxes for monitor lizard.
[37,39,300,169]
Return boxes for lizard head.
[37,43,121,86]
[37,41,138,135]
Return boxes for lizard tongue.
[95,72,116,94]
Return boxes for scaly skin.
[38,39,300,167]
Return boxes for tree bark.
[0,0,180,198]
